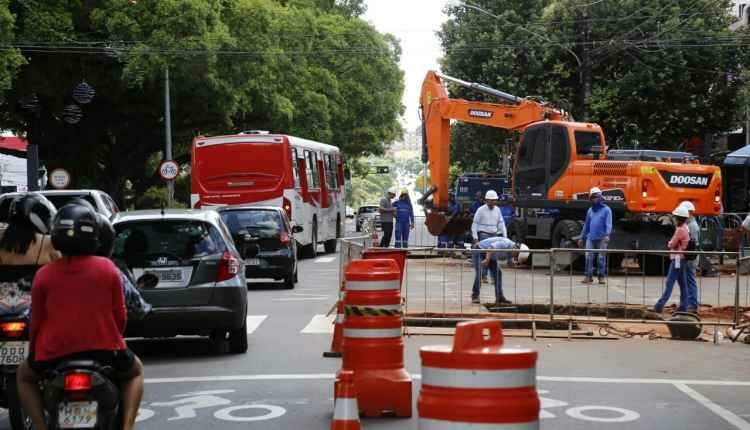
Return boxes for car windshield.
[113,220,226,266]
[44,194,97,211]
[219,209,284,234]
[359,206,377,214]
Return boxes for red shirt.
[668,224,690,260]
[31,256,127,361]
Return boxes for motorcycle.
[41,273,156,430]
[0,266,35,430]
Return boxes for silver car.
[112,209,249,354]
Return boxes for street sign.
[376,166,390,174]
[48,168,70,189]
[159,160,180,181]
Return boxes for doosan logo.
[669,175,708,186]
[469,109,493,118]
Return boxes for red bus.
[191,131,346,257]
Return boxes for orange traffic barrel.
[362,248,408,284]
[340,258,411,418]
[331,370,361,430]
[323,300,345,358]
[418,320,539,429]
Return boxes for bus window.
[325,154,338,189]
[291,147,300,188]
[305,150,319,188]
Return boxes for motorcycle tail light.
[0,322,26,338]
[64,372,92,391]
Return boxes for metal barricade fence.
[336,239,750,339]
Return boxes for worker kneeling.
[472,237,528,305]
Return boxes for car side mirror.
[136,273,159,289]
[292,225,303,234]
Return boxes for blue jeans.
[685,259,698,310]
[472,252,504,300]
[654,259,688,312]
[394,220,410,248]
[585,239,607,278]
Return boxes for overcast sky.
[363,0,449,132]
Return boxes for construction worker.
[578,187,613,284]
[438,192,461,248]
[471,190,506,284]
[378,188,397,247]
[680,201,700,313]
[499,193,514,228]
[471,190,506,243]
[471,236,527,305]
[653,205,691,313]
[393,189,414,248]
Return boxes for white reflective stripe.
[346,304,402,311]
[344,328,402,338]
[345,280,400,291]
[336,314,345,323]
[419,418,538,430]
[333,398,359,421]
[422,367,536,389]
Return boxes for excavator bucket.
[425,210,474,236]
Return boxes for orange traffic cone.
[324,300,345,358]
[331,370,361,430]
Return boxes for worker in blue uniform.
[438,192,462,248]
[393,189,415,248]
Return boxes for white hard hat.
[517,244,530,264]
[672,205,690,218]
[485,190,499,200]
[590,187,602,194]
[679,201,695,212]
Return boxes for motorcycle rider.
[16,203,144,430]
[0,193,59,265]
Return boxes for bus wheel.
[324,217,340,253]
[303,220,318,258]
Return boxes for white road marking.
[271,297,330,302]
[300,314,335,334]
[246,316,267,334]
[674,383,750,430]
[314,256,336,263]
[145,373,750,386]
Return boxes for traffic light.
[375,166,390,174]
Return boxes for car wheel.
[228,321,249,354]
[209,330,230,354]
[283,273,295,289]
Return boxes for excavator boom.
[419,70,567,235]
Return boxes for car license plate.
[0,341,29,365]
[58,401,97,428]
[148,269,183,282]
[245,258,260,266]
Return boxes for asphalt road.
[2,221,749,429]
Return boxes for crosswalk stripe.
[314,256,336,263]
[246,316,267,334]
[300,314,335,334]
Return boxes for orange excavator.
[419,70,722,263]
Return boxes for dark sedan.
[217,206,301,289]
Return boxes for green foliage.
[0,0,402,208]
[440,0,750,171]
[0,0,23,95]
[346,156,395,208]
[135,185,187,209]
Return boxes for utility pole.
[580,3,592,121]
[164,67,174,205]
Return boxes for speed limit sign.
[159,160,180,181]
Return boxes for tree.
[0,0,23,97]
[440,0,750,172]
[0,0,403,206]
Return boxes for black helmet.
[8,193,57,234]
[51,203,99,256]
[95,213,115,258]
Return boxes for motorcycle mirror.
[136,273,159,289]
